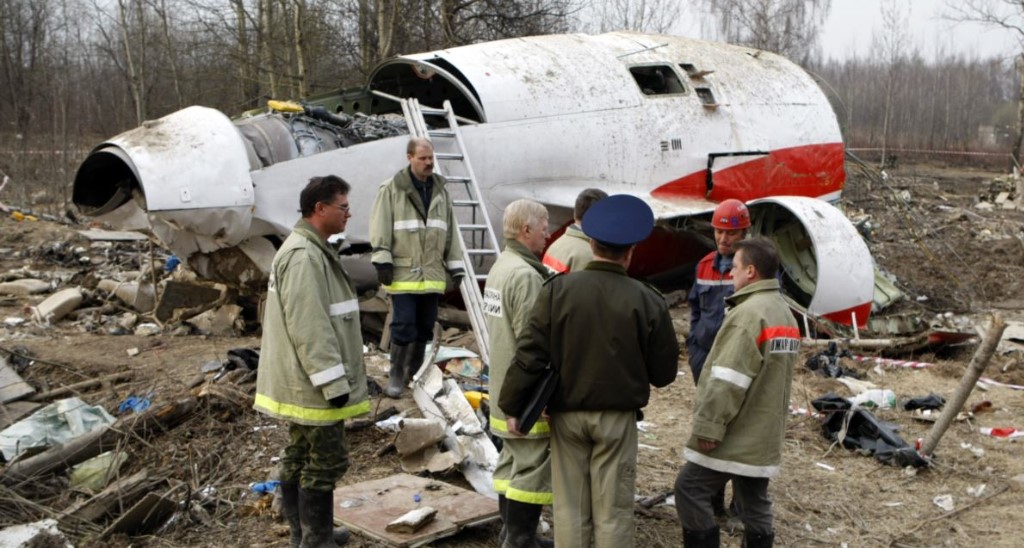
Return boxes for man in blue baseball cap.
[500,195,680,548]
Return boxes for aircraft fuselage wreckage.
[73,31,873,328]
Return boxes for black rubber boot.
[406,341,427,381]
[683,526,720,548]
[742,530,774,548]
[384,343,410,398]
[280,480,302,547]
[503,500,546,548]
[298,488,347,547]
[498,494,508,545]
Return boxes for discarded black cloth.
[227,347,260,370]
[811,393,929,468]
[903,393,945,411]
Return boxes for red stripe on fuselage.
[821,301,872,328]
[651,143,845,201]
[756,326,801,346]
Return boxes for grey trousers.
[674,461,773,535]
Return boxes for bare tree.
[945,0,1024,166]
[699,0,832,63]
[874,0,909,168]
[586,0,681,33]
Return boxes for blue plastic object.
[165,255,181,272]
[250,480,281,494]
[117,393,152,414]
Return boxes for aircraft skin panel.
[750,196,874,326]
[106,106,254,212]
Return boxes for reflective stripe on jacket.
[369,167,464,293]
[684,279,799,478]
[542,224,591,274]
[253,220,370,425]
[485,241,550,438]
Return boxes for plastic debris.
[70,450,129,491]
[932,494,954,512]
[117,393,153,414]
[980,427,1024,439]
[0,397,116,461]
[250,480,281,495]
[811,394,928,467]
[903,394,945,411]
[850,389,897,409]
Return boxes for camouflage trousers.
[280,422,349,492]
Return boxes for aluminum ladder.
[400,98,501,365]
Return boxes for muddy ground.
[1,161,1023,547]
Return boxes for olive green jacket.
[683,279,799,478]
[253,220,370,425]
[499,261,679,416]
[484,240,550,438]
[369,167,464,293]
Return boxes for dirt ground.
[2,161,1023,547]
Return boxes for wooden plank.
[100,492,177,538]
[333,473,498,547]
[0,355,34,403]
[0,400,41,430]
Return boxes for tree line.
[0,0,1020,210]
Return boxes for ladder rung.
[466,249,497,256]
[428,129,456,138]
[446,176,471,183]
[453,200,479,206]
[420,107,446,115]
[435,152,464,161]
[460,224,488,231]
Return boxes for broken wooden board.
[0,401,41,430]
[333,473,498,547]
[100,491,176,538]
[0,354,34,404]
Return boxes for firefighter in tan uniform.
[254,176,369,548]
[370,138,465,398]
[541,188,606,274]
[484,199,554,548]
[500,195,679,548]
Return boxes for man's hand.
[506,416,524,436]
[698,438,718,452]
[328,393,350,408]
[374,263,394,286]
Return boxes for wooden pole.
[919,315,1006,458]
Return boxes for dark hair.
[574,188,608,221]
[591,239,631,261]
[733,237,779,279]
[299,175,350,217]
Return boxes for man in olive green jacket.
[254,175,369,548]
[484,199,553,548]
[500,195,679,548]
[674,238,799,548]
[541,188,606,274]
[370,138,465,398]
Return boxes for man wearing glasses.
[370,137,465,398]
[254,175,369,547]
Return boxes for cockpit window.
[629,65,687,96]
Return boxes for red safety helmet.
[711,199,751,229]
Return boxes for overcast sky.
[820,0,1018,61]
[669,0,1019,62]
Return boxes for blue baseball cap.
[581,195,655,246]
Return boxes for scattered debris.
[31,287,83,323]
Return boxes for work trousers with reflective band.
[551,410,637,548]
[280,422,349,492]
[390,293,439,345]
[674,461,772,535]
[493,436,552,505]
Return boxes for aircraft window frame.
[628,65,688,97]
